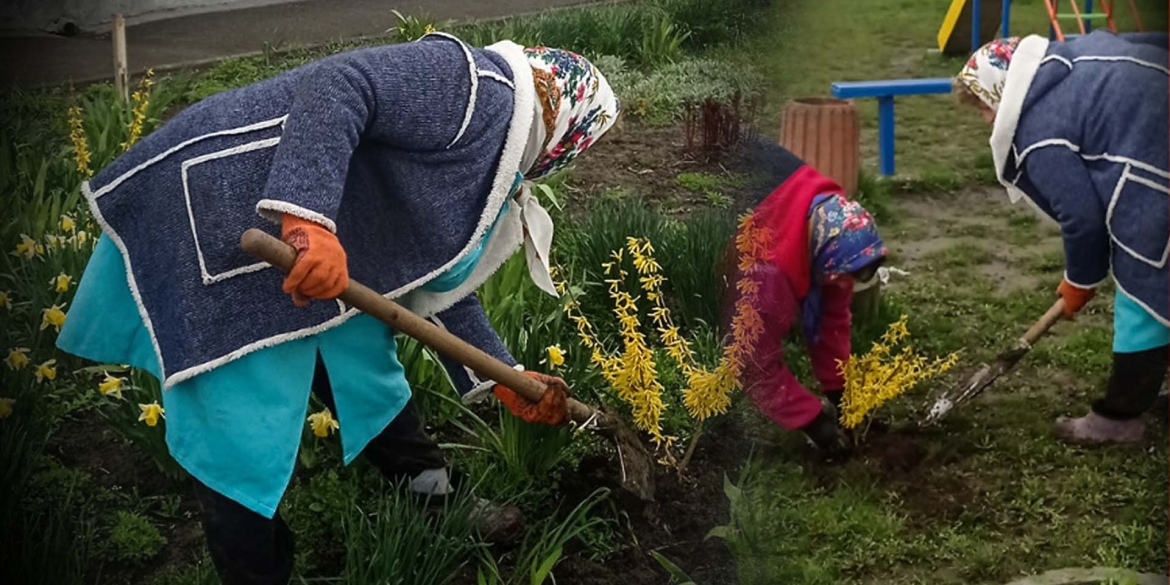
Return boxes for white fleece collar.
[990,34,1050,204]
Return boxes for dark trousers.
[195,356,444,585]
[1093,345,1169,421]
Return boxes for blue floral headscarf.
[802,194,887,342]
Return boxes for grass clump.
[106,511,167,564]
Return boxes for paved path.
[1,0,594,88]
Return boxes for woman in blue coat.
[953,32,1168,445]
[57,33,619,584]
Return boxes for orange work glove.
[1056,278,1095,320]
[281,215,348,307]
[493,371,571,426]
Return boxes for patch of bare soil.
[48,414,204,584]
[569,119,771,214]
[552,415,749,585]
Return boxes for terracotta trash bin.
[778,97,860,198]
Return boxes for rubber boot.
[1055,412,1145,445]
[409,468,523,540]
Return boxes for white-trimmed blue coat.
[992,31,1169,325]
[79,34,541,389]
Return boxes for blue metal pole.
[1002,0,1011,37]
[1084,0,1093,32]
[972,0,982,53]
[878,97,895,176]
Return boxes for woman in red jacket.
[725,143,886,456]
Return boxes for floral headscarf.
[957,37,1022,111]
[510,46,619,297]
[521,47,620,180]
[802,194,886,342]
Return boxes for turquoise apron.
[59,199,510,517]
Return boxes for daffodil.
[4,348,30,370]
[307,408,339,438]
[40,304,67,332]
[99,374,125,399]
[50,273,72,293]
[14,234,36,259]
[34,359,57,382]
[0,398,13,419]
[138,402,165,426]
[60,214,76,232]
[0,291,11,310]
[75,230,89,247]
[544,345,566,368]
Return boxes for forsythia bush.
[837,315,960,434]
[556,213,770,455]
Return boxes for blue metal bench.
[831,78,953,176]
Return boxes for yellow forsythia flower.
[122,70,154,151]
[14,234,36,259]
[307,408,339,438]
[60,214,76,232]
[35,359,57,382]
[5,348,31,370]
[50,273,73,293]
[138,402,165,426]
[99,374,125,399]
[837,315,960,430]
[545,345,566,367]
[0,398,14,419]
[40,304,67,332]
[0,291,11,310]
[68,105,92,177]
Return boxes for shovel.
[921,298,1066,426]
[241,229,656,501]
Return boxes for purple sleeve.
[809,282,853,391]
[738,264,825,430]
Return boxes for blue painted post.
[1084,0,1093,32]
[971,0,982,53]
[1002,0,1011,37]
[877,96,895,176]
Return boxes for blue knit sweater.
[997,31,1169,325]
[82,34,535,387]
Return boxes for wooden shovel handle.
[1022,298,1066,345]
[240,229,554,406]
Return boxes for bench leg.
[878,96,895,176]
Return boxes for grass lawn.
[700,1,1169,582]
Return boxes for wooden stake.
[112,14,129,103]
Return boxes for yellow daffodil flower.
[50,273,73,293]
[75,230,89,247]
[138,402,165,426]
[545,345,566,368]
[0,398,14,419]
[35,243,44,257]
[60,214,76,232]
[0,291,11,310]
[307,408,339,438]
[35,359,57,382]
[40,304,67,332]
[99,374,125,399]
[4,348,30,370]
[14,234,36,259]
